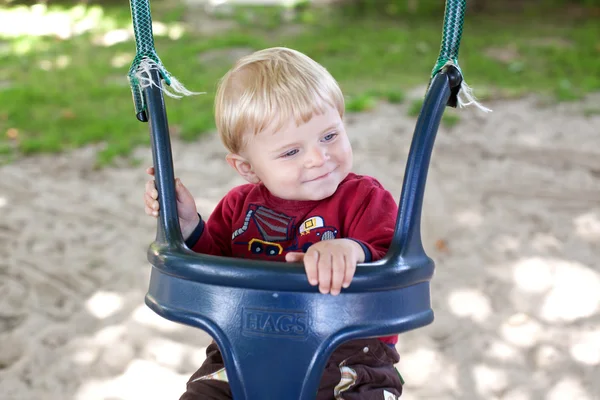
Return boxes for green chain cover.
[432,0,466,77]
[127,0,173,118]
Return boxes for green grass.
[0,3,598,165]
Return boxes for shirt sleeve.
[185,193,235,256]
[345,182,398,262]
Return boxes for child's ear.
[226,153,260,184]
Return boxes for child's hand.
[285,239,365,296]
[144,166,200,240]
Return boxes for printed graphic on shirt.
[232,205,295,256]
[297,216,338,252]
[230,206,340,257]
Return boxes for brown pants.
[180,338,403,400]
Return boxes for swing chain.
[127,0,198,122]
[430,0,491,112]
[431,0,466,78]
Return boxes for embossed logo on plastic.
[242,307,308,339]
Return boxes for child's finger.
[144,205,158,218]
[317,252,332,294]
[145,193,159,210]
[330,253,345,296]
[303,250,319,286]
[146,166,155,176]
[145,179,158,199]
[342,258,356,289]
[285,252,305,263]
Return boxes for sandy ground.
[0,92,599,400]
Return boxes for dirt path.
[1,93,599,400]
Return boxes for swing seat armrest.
[148,243,434,293]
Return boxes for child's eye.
[281,149,299,158]
[322,132,338,142]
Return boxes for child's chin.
[307,185,338,201]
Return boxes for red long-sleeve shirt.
[185,172,399,344]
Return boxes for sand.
[1,91,599,400]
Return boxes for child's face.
[241,105,353,201]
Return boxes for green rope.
[431,0,466,78]
[431,0,491,112]
[127,0,200,120]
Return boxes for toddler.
[144,47,404,399]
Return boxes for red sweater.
[185,172,398,344]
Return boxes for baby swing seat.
[127,0,472,398]
[143,65,458,400]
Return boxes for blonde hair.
[214,47,345,154]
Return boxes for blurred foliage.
[0,0,598,165]
[335,0,600,17]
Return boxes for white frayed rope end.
[457,80,492,113]
[441,61,492,113]
[134,58,204,99]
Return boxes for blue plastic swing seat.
[143,66,461,400]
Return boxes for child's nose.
[305,146,328,168]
